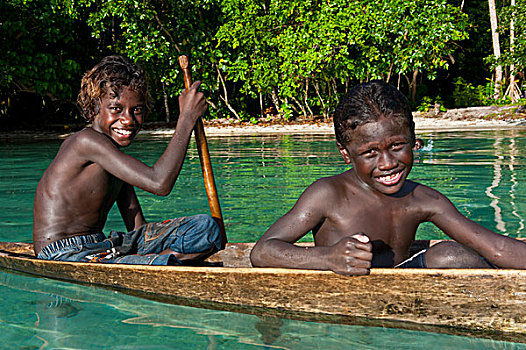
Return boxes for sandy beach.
[145,112,526,138]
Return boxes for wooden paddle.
[178,55,227,248]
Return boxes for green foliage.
[496,0,526,74]
[64,0,225,121]
[217,0,468,118]
[451,77,495,107]
[416,96,446,112]
[0,0,103,129]
[0,0,86,99]
[2,0,522,128]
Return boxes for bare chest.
[315,195,421,250]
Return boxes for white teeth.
[380,174,396,181]
[114,128,132,136]
[377,172,402,185]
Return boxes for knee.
[425,241,487,268]
[193,214,222,249]
[194,214,216,228]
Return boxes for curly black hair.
[77,55,152,121]
[333,80,414,146]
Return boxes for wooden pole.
[178,55,227,248]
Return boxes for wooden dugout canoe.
[1,240,526,343]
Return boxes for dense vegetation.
[0,0,524,128]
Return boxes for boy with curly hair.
[251,80,526,275]
[33,55,222,265]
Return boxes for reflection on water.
[481,132,526,235]
[509,136,525,235]
[2,270,525,349]
[2,130,526,348]
[485,137,506,232]
[411,130,526,239]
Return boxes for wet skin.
[250,116,526,275]
[33,82,207,256]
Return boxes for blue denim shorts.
[395,249,498,269]
[37,214,222,265]
[395,249,427,268]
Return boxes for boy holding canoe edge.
[251,80,526,275]
[32,55,222,265]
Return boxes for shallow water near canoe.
[1,130,526,348]
[1,269,525,349]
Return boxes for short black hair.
[77,55,152,121]
[333,80,414,146]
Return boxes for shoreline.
[144,105,526,137]
[2,107,526,140]
[146,115,526,138]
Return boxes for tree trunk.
[313,82,327,119]
[259,92,264,117]
[411,69,418,104]
[284,97,300,116]
[386,60,395,83]
[508,0,518,102]
[271,89,282,115]
[162,81,170,122]
[402,71,418,104]
[488,0,503,99]
[292,96,307,117]
[331,78,338,99]
[215,64,241,119]
[304,79,314,117]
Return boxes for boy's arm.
[77,81,207,196]
[117,183,146,231]
[250,181,372,275]
[426,187,526,268]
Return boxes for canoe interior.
[0,241,258,267]
[0,239,437,268]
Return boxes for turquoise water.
[2,131,526,243]
[1,130,526,348]
[1,269,524,349]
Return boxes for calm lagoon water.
[1,130,526,348]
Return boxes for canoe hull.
[1,241,525,342]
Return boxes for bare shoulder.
[301,171,350,202]
[66,127,99,141]
[411,181,448,201]
[290,171,354,220]
[58,128,99,151]
[67,128,112,148]
[409,180,455,214]
[61,128,120,159]
[44,128,122,177]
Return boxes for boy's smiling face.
[92,86,145,147]
[338,116,414,195]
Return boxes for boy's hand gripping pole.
[178,55,227,248]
